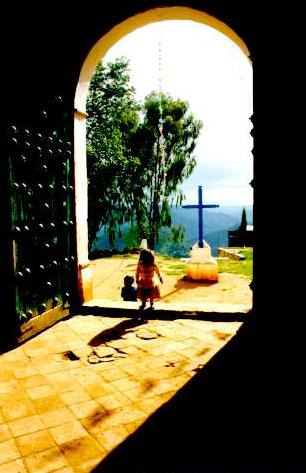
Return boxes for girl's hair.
[139,249,154,266]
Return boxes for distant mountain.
[92,205,253,257]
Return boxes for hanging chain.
[158,39,167,200]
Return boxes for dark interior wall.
[1,0,255,122]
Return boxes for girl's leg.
[139,296,147,310]
[150,297,154,309]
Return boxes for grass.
[216,248,253,278]
[96,248,253,279]
[157,249,253,279]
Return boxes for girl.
[136,249,163,310]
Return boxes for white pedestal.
[185,241,218,282]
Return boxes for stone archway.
[73,6,251,302]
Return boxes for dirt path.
[90,256,252,310]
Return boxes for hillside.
[93,205,253,257]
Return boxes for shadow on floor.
[88,318,147,346]
[74,305,249,323]
[91,317,304,473]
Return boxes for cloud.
[103,20,253,206]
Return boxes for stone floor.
[90,256,253,312]
[0,313,243,473]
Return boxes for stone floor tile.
[67,339,87,350]
[82,407,123,431]
[110,405,146,425]
[32,394,65,414]
[1,349,26,361]
[0,423,11,442]
[99,367,128,382]
[27,384,56,400]
[138,395,169,414]
[8,415,45,437]
[80,408,112,434]
[171,373,193,387]
[111,377,141,392]
[40,407,75,428]
[49,467,73,473]
[123,384,158,402]
[123,418,147,434]
[0,458,27,473]
[23,446,68,473]
[49,420,88,444]
[94,424,128,452]
[15,429,55,456]
[23,348,49,358]
[0,371,14,383]
[53,360,85,371]
[84,382,117,399]
[37,362,67,374]
[116,345,140,355]
[67,368,102,386]
[2,397,36,422]
[0,380,21,401]
[120,363,150,377]
[13,366,40,379]
[177,347,201,359]
[68,400,101,419]
[44,372,81,393]
[143,357,169,369]
[164,352,190,363]
[59,437,105,470]
[59,389,92,405]
[97,391,132,410]
[19,374,48,389]
[149,366,175,380]
[72,456,103,473]
[29,355,55,367]
[0,439,20,464]
[151,381,178,396]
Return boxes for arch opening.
[73,6,252,305]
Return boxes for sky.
[103,20,253,207]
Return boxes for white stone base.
[185,241,219,282]
[186,259,218,281]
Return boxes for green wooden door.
[6,97,78,343]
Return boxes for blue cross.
[182,186,219,248]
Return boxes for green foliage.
[86,58,202,251]
[157,225,188,258]
[123,224,140,248]
[130,91,202,248]
[239,207,247,232]
[86,58,140,248]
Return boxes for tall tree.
[87,59,202,252]
[239,207,247,232]
[130,91,203,249]
[86,57,140,248]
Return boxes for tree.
[86,57,140,248]
[130,91,203,249]
[87,59,203,252]
[239,207,247,232]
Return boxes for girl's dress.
[136,262,161,300]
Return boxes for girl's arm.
[136,263,141,284]
[155,264,163,283]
